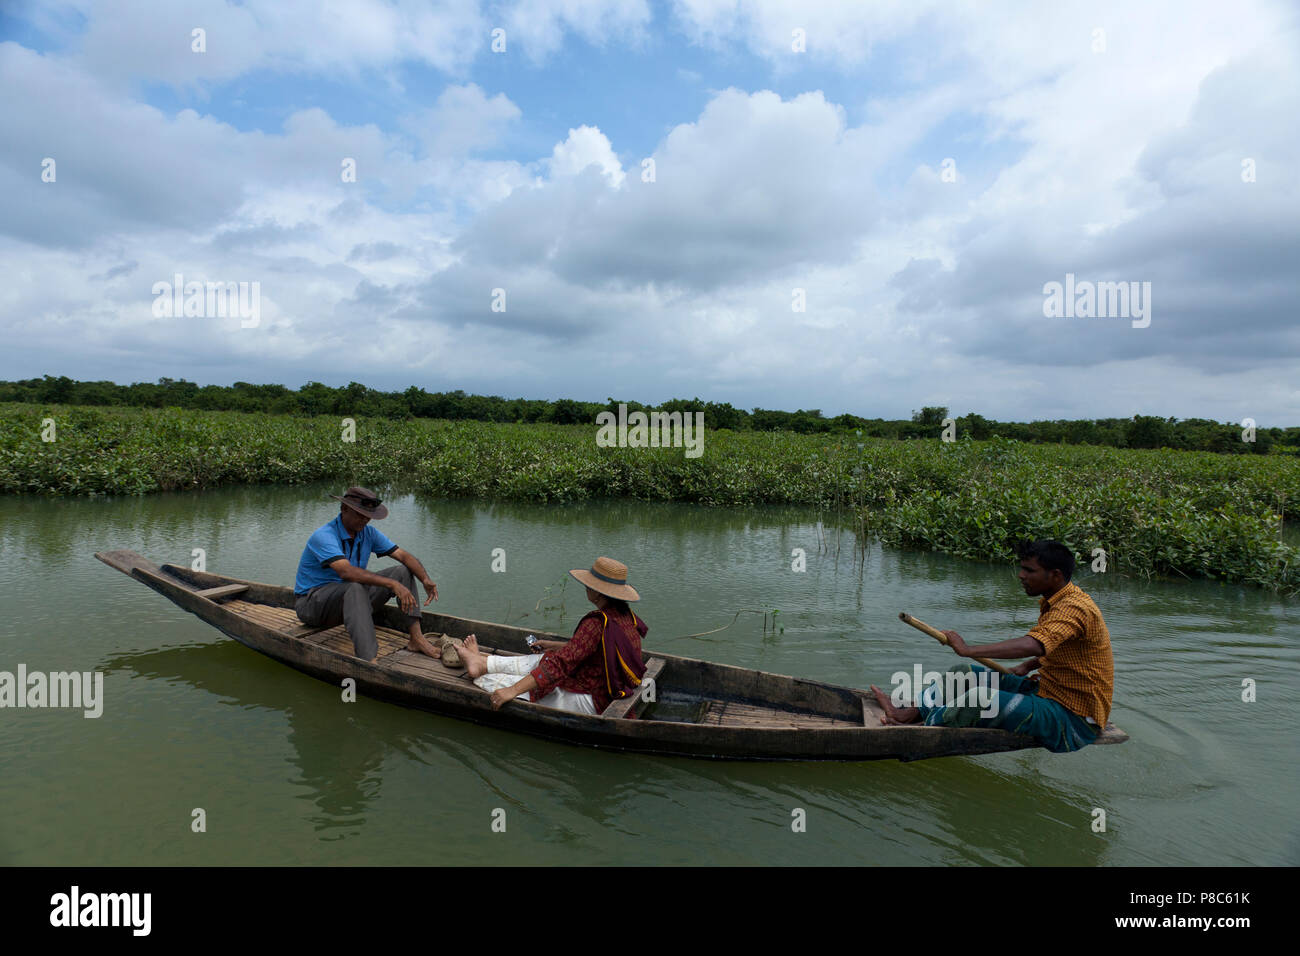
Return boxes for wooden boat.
[95,550,1129,762]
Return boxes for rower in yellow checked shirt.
[871,539,1113,753]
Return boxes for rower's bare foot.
[870,685,921,725]
[460,634,487,678]
[407,633,442,659]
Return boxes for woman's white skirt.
[473,653,598,715]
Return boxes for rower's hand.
[941,630,969,657]
[422,578,439,604]
[534,639,564,652]
[393,583,416,615]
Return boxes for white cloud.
[671,0,932,69]
[403,83,523,157]
[547,125,625,187]
[65,0,488,85]
[499,0,653,61]
[0,0,1297,425]
[49,0,654,85]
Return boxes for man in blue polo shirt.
[294,486,445,662]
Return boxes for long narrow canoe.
[94,550,1128,761]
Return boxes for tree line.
[2,376,1292,454]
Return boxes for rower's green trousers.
[916,663,1098,753]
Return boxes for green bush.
[2,404,1296,592]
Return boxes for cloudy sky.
[2,0,1297,424]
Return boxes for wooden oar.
[898,612,1011,675]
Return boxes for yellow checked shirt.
[1026,581,1113,727]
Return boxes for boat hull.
[94,550,1129,761]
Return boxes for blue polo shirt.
[294,515,398,595]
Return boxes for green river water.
[1,484,1296,865]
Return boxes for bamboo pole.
[897,612,1012,675]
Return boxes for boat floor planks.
[93,549,1129,762]
[701,699,864,730]
[226,599,410,659]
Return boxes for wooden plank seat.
[194,583,250,601]
[601,658,666,719]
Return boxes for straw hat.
[331,486,388,520]
[569,556,640,602]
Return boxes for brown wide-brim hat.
[570,556,640,602]
[331,486,388,520]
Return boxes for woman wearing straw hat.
[457,557,648,714]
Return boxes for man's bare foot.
[869,685,921,725]
[406,632,442,660]
[460,634,487,678]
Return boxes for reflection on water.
[96,640,1112,865]
[101,642,390,837]
[1,483,1296,865]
